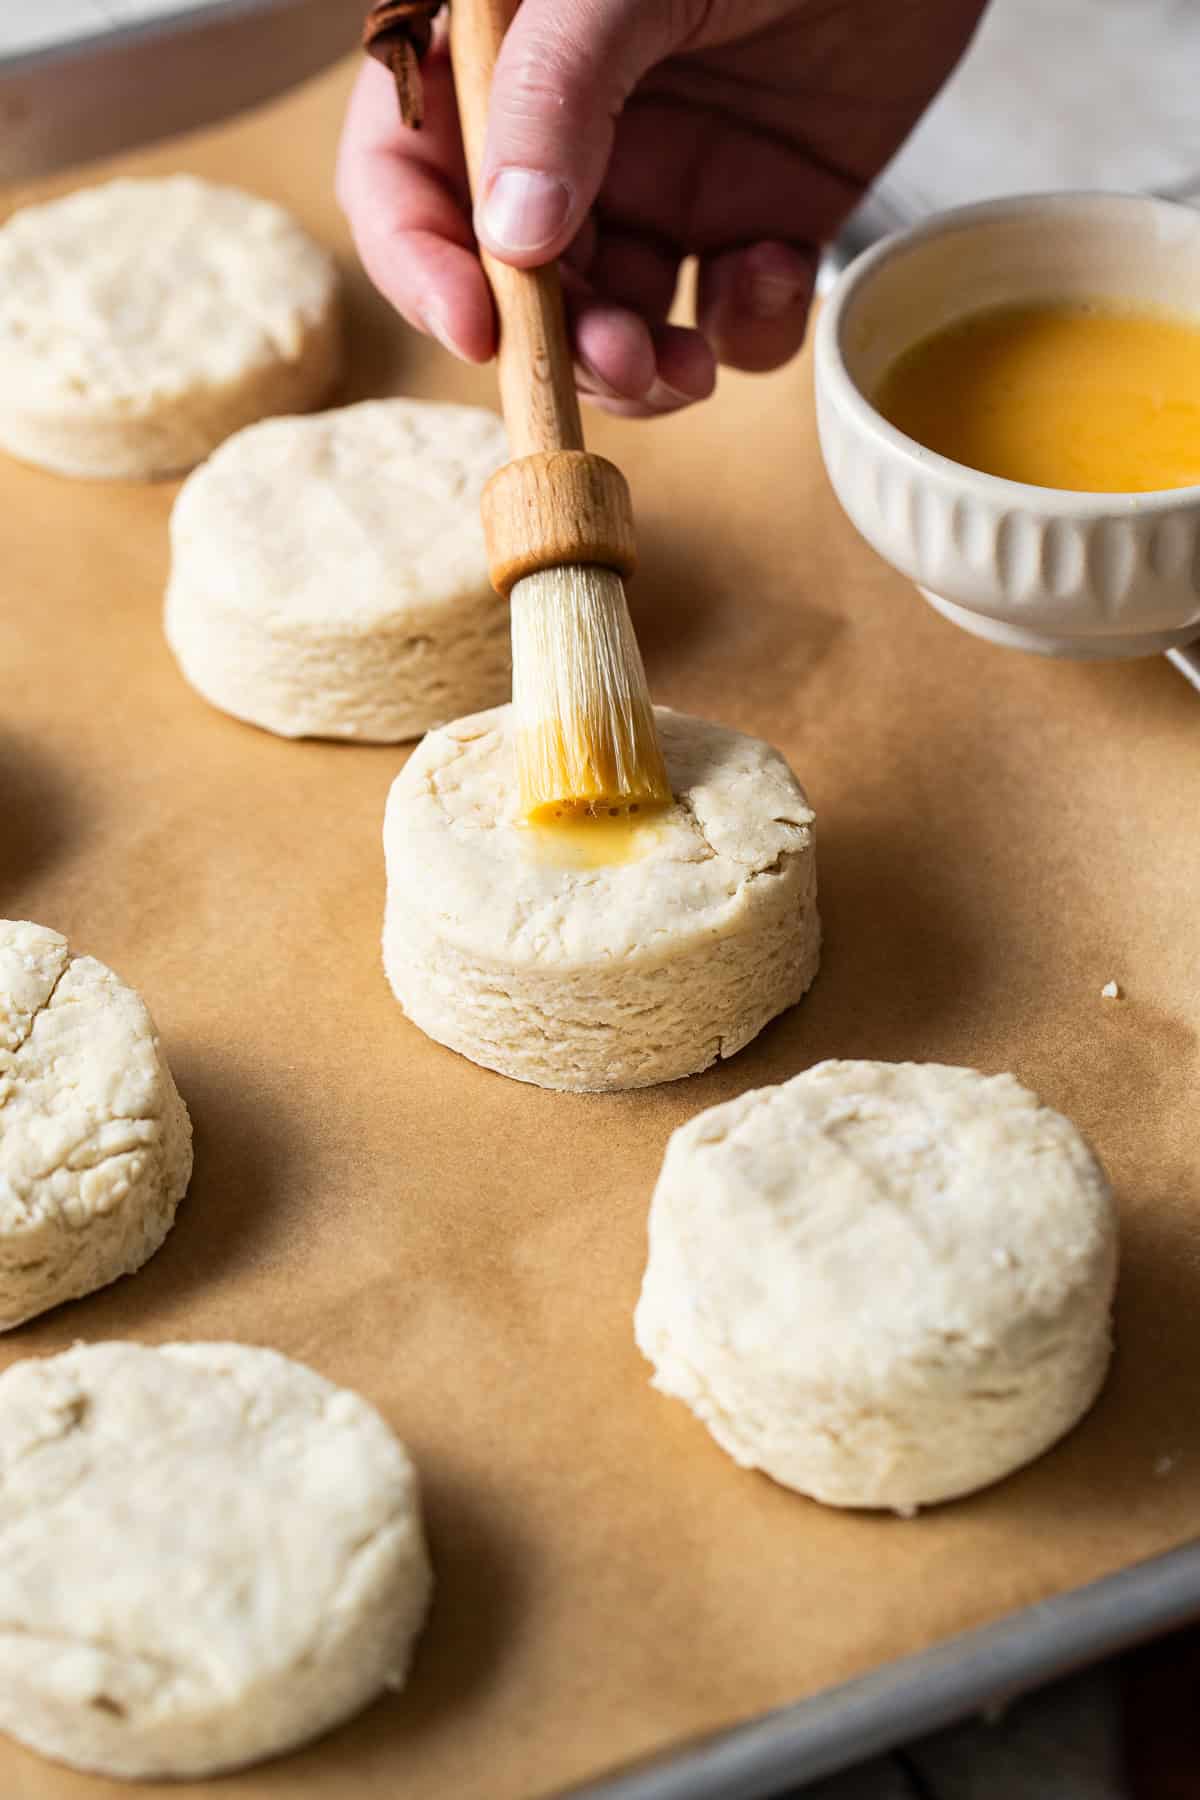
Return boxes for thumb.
[472,0,685,265]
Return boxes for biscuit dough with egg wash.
[382,705,820,1091]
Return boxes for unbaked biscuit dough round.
[165,399,512,741]
[635,1061,1118,1512]
[0,177,341,479]
[0,921,192,1329]
[0,1341,432,1778]
[382,706,820,1091]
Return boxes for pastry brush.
[445,0,672,822]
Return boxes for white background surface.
[877,0,1200,211]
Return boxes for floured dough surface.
[166,399,511,741]
[0,1341,432,1778]
[0,920,191,1328]
[383,706,820,1090]
[0,177,341,478]
[636,1060,1118,1511]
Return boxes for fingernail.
[646,377,698,410]
[421,297,460,358]
[746,272,809,319]
[481,168,571,253]
[575,359,619,400]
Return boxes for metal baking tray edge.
[561,1537,1200,1798]
[0,0,363,184]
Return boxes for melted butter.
[523,804,665,870]
[874,300,1200,492]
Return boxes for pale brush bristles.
[511,564,672,823]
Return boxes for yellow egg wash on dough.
[523,805,664,870]
[874,301,1200,492]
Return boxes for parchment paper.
[2,60,1199,1800]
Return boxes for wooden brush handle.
[448,0,636,594]
[448,0,582,458]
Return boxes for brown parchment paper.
[2,59,1200,1800]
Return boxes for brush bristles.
[511,564,672,822]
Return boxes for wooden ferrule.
[481,451,637,599]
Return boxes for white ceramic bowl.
[814,193,1200,658]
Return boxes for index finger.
[336,51,496,363]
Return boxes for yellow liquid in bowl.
[873,301,1200,493]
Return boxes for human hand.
[337,0,986,417]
